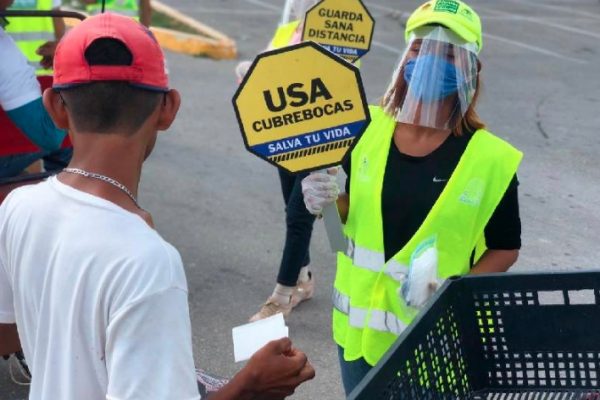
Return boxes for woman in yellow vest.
[302,0,523,394]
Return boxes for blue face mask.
[403,55,463,103]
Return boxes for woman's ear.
[42,89,70,130]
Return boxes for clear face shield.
[281,0,318,25]
[382,26,480,131]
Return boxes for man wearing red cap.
[0,13,314,400]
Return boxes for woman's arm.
[139,0,152,27]
[470,249,519,275]
[336,158,351,223]
[471,176,521,274]
[336,192,349,224]
[52,13,66,40]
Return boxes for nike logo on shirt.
[433,177,448,183]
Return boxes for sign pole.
[316,168,346,253]
[280,0,293,26]
[321,198,346,253]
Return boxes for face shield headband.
[382,26,479,131]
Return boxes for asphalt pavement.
[2,0,600,399]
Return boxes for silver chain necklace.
[62,168,140,209]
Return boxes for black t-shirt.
[344,131,521,262]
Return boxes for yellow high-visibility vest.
[86,0,139,19]
[5,0,55,75]
[334,106,523,366]
[269,20,300,50]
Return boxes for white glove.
[235,61,252,82]
[301,168,340,215]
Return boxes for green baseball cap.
[405,0,483,52]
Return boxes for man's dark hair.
[59,38,163,134]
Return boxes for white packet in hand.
[232,313,289,362]
[401,240,439,308]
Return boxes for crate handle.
[568,289,596,305]
[537,289,596,306]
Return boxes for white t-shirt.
[0,177,200,400]
[0,27,40,111]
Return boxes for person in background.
[302,0,523,394]
[5,0,65,74]
[82,0,151,27]
[239,0,323,323]
[0,13,314,399]
[0,0,70,178]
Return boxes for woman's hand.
[301,168,340,216]
[235,61,253,83]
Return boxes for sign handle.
[321,202,346,253]
[318,168,346,253]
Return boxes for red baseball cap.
[53,13,168,92]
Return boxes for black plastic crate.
[348,271,600,400]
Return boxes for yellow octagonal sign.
[232,42,370,174]
[302,0,375,63]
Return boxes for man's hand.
[242,338,315,399]
[212,338,315,400]
[36,41,57,70]
[0,324,21,357]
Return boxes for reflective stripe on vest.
[5,0,54,74]
[346,238,408,282]
[333,105,523,366]
[8,31,53,41]
[333,288,408,336]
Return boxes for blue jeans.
[276,169,316,286]
[0,148,72,179]
[338,345,373,396]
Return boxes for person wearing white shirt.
[0,13,314,400]
[0,0,70,178]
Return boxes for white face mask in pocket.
[400,237,442,308]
